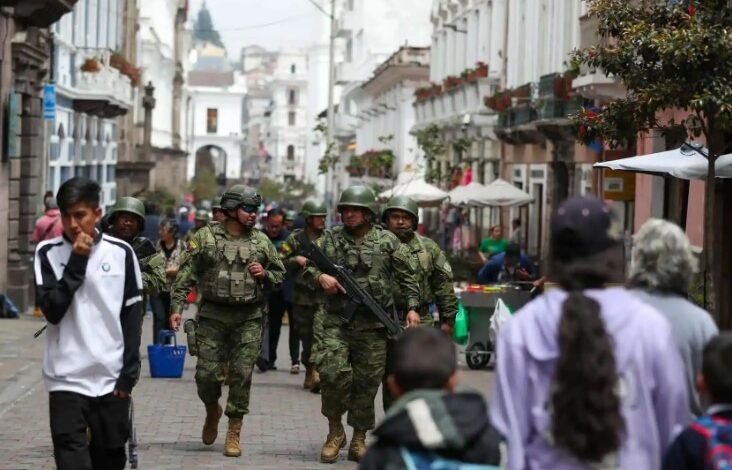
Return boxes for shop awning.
[378,178,449,207]
[478,178,533,207]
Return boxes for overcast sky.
[188,0,324,57]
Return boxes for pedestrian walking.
[149,219,186,344]
[380,195,458,410]
[169,184,285,457]
[279,199,328,391]
[106,197,167,297]
[360,328,501,470]
[261,208,292,371]
[304,185,420,464]
[490,196,690,470]
[629,218,718,416]
[663,334,732,470]
[34,177,144,470]
[31,196,64,243]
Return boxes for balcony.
[5,0,77,28]
[412,76,498,133]
[336,61,357,85]
[335,9,355,38]
[535,95,584,141]
[572,14,626,101]
[71,50,134,118]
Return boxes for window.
[288,89,297,105]
[288,111,296,126]
[207,108,218,134]
[287,145,295,161]
[290,64,296,74]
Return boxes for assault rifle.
[296,231,402,338]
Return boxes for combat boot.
[223,418,243,457]
[319,417,346,463]
[347,429,367,462]
[303,366,314,389]
[201,403,222,445]
[310,369,321,394]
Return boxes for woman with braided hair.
[490,196,691,469]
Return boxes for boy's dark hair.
[702,333,732,404]
[56,177,101,214]
[391,327,456,393]
[267,208,285,219]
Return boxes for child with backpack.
[359,327,501,470]
[663,333,732,470]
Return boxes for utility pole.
[325,0,336,217]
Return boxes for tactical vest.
[200,232,262,305]
[324,227,391,312]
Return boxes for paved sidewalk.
[0,312,493,469]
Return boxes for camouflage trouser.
[319,314,387,431]
[291,303,319,367]
[195,315,263,418]
[310,305,326,369]
[382,309,434,411]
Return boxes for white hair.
[629,218,698,294]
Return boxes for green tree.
[190,167,218,203]
[141,188,178,217]
[257,177,285,203]
[416,124,446,183]
[572,0,732,319]
[193,2,224,48]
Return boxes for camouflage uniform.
[139,250,167,296]
[380,196,459,410]
[304,225,420,431]
[170,222,285,419]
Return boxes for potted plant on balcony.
[431,82,443,96]
[81,57,101,73]
[443,75,463,92]
[461,67,474,81]
[513,83,532,100]
[346,154,363,177]
[474,61,488,79]
[414,86,432,101]
[552,74,572,100]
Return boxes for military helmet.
[195,210,211,223]
[382,195,419,224]
[301,199,327,219]
[337,186,377,216]
[109,196,146,230]
[212,196,222,211]
[220,184,262,211]
[285,210,297,222]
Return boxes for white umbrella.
[448,182,489,207]
[478,178,533,207]
[378,179,448,207]
[594,145,732,179]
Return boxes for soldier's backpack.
[399,448,499,470]
[690,415,732,469]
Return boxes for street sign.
[42,83,56,121]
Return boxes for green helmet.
[109,196,146,230]
[382,195,419,224]
[285,210,297,222]
[301,199,327,219]
[212,196,222,211]
[337,186,377,216]
[195,210,210,223]
[220,184,262,211]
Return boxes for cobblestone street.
[0,311,493,470]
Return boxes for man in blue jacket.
[477,242,535,284]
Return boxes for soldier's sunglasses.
[240,205,259,213]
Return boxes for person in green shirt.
[479,225,508,263]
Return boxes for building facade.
[0,0,79,311]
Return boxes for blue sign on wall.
[43,83,56,121]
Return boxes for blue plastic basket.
[147,330,186,378]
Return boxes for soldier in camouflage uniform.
[106,197,167,296]
[304,186,420,464]
[169,185,285,458]
[212,196,226,222]
[280,199,327,392]
[381,195,458,409]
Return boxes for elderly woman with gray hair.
[629,218,718,416]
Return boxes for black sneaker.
[256,356,269,372]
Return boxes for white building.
[327,0,433,201]
[48,0,134,210]
[187,45,247,184]
[356,47,430,177]
[240,47,309,184]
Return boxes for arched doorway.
[195,144,228,187]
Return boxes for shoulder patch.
[186,240,198,252]
[280,242,292,255]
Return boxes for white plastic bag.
[489,298,513,346]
